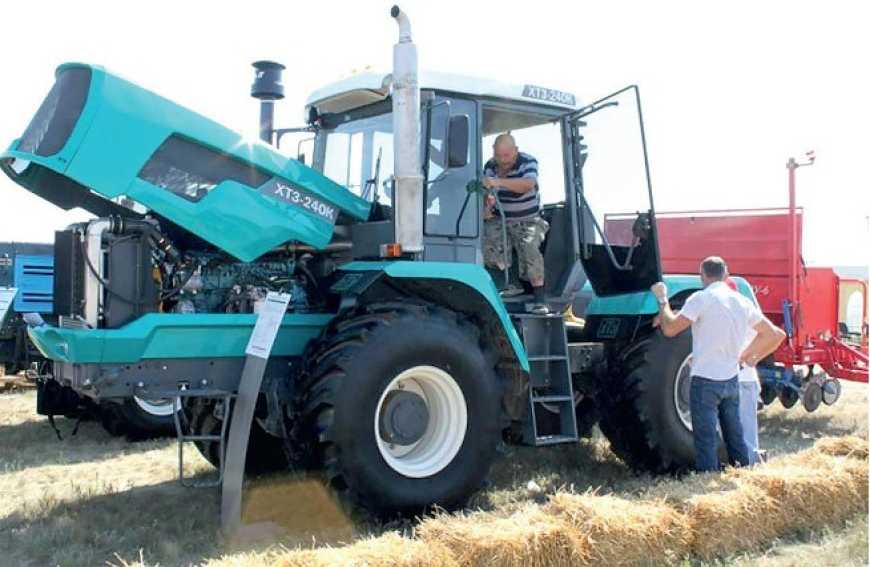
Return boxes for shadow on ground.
[0,416,170,471]
[0,471,367,567]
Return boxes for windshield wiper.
[362,147,383,202]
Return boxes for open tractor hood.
[0,63,371,262]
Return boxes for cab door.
[421,96,479,264]
[563,85,662,296]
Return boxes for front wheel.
[297,303,503,516]
[100,396,178,438]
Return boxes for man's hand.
[483,194,495,219]
[740,317,786,367]
[653,281,692,338]
[482,177,498,190]
[651,282,668,302]
[739,350,762,367]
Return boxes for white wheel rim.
[374,365,468,478]
[673,354,693,432]
[133,395,179,417]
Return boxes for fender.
[27,313,334,364]
[337,261,530,371]
[585,274,757,316]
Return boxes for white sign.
[244,292,291,359]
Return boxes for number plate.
[596,318,622,339]
[522,85,576,107]
[259,179,339,224]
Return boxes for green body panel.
[340,261,530,372]
[2,63,371,261]
[585,274,757,316]
[27,313,334,364]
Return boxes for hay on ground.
[726,451,866,534]
[813,435,869,460]
[544,491,692,565]
[416,505,587,567]
[273,532,456,567]
[682,483,783,559]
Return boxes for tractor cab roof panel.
[306,71,580,115]
[0,63,372,262]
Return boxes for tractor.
[0,6,758,514]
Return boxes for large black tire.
[187,398,289,475]
[297,302,503,517]
[597,331,699,473]
[99,397,177,439]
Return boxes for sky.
[0,0,867,268]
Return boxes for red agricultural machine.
[606,153,868,412]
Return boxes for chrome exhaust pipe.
[390,5,424,255]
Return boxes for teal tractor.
[1,6,756,515]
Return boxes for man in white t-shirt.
[651,257,785,471]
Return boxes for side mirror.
[447,115,469,168]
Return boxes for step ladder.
[138,387,236,488]
[511,313,579,446]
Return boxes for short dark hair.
[700,256,728,280]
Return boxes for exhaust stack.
[390,5,424,255]
[251,61,286,145]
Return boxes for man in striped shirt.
[482,133,550,314]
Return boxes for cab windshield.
[320,111,395,207]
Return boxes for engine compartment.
[54,216,329,329]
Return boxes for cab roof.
[305,71,580,115]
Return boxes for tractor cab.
[301,71,662,310]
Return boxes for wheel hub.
[374,365,468,478]
[673,354,694,431]
[378,390,430,445]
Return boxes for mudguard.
[337,261,530,371]
[27,313,334,364]
[1,63,371,262]
[585,274,758,316]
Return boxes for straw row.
[209,435,869,566]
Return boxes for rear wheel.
[297,303,503,516]
[597,331,699,472]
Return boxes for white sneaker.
[529,303,550,315]
[500,285,525,298]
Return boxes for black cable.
[79,233,193,306]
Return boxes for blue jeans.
[690,376,751,471]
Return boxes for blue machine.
[0,243,54,373]
[12,254,53,313]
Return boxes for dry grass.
[0,381,867,566]
[814,435,870,460]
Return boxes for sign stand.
[220,292,291,535]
